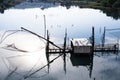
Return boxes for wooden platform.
[46,44,71,54]
[46,43,119,54]
[94,44,119,52]
[46,49,71,53]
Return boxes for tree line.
[97,0,120,8]
[60,0,120,8]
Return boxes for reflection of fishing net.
[11,52,47,78]
[0,49,48,80]
[0,28,64,80]
[0,29,48,80]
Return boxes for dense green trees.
[68,0,120,8]
[69,0,120,8]
[99,0,120,8]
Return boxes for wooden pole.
[44,15,46,38]
[102,27,106,48]
[90,27,94,77]
[63,29,67,52]
[63,28,67,74]
[21,27,63,50]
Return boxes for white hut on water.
[71,38,92,54]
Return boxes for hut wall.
[73,46,91,53]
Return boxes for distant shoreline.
[0,0,120,10]
[58,1,120,10]
[0,0,120,20]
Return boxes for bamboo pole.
[102,27,106,48]
[21,27,63,50]
[63,29,67,74]
[44,15,46,38]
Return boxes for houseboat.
[71,38,92,54]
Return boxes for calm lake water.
[0,1,120,80]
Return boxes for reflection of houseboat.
[71,38,92,54]
[70,54,93,78]
[70,54,93,66]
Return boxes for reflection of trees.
[0,0,25,13]
[100,0,120,8]
[60,1,120,20]
[0,0,120,20]
[59,0,120,20]
[60,0,72,9]
[100,8,120,20]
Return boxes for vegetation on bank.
[0,0,25,13]
[57,0,120,8]
[0,0,25,5]
[98,0,120,8]
[0,0,120,10]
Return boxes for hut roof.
[71,38,92,46]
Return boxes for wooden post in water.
[102,27,106,48]
[63,29,67,52]
[92,27,94,53]
[89,27,94,77]
[44,15,46,38]
[63,29,67,74]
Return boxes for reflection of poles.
[63,53,66,74]
[5,67,18,80]
[46,30,49,53]
[117,38,119,50]
[46,30,50,73]
[92,27,94,53]
[63,29,67,74]
[46,52,50,73]
[89,52,94,78]
[24,53,64,79]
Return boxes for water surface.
[0,2,120,80]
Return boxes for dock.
[46,45,71,54]
[46,43,119,54]
[46,27,119,54]
[94,44,119,52]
